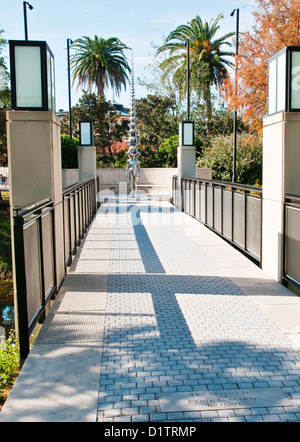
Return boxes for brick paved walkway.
[1,195,300,422]
[96,196,300,423]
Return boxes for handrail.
[172,175,262,266]
[285,193,300,203]
[13,197,53,218]
[63,177,95,196]
[179,175,263,194]
[283,192,300,290]
[13,176,98,361]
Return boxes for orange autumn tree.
[223,0,300,137]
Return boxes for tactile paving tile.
[57,292,107,312]
[37,312,105,346]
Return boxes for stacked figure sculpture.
[126,56,141,198]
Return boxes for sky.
[1,0,257,111]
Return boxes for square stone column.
[262,112,300,281]
[7,110,65,291]
[177,145,196,179]
[78,145,97,182]
[78,144,97,203]
[176,145,196,210]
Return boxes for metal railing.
[173,176,263,266]
[283,193,300,290]
[12,197,56,359]
[63,177,97,267]
[13,177,98,360]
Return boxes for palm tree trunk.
[203,82,212,132]
[201,83,213,135]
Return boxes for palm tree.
[71,36,131,97]
[157,14,235,123]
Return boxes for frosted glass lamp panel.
[291,51,300,109]
[15,46,42,108]
[80,123,92,145]
[277,52,286,112]
[268,59,277,115]
[47,50,55,112]
[183,123,194,146]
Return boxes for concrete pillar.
[176,145,196,210]
[177,145,196,179]
[262,112,300,280]
[7,110,65,289]
[78,145,97,182]
[78,144,97,203]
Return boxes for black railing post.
[221,185,224,235]
[181,178,184,212]
[193,180,196,218]
[38,209,46,323]
[13,213,30,361]
[212,183,215,230]
[244,190,249,252]
[231,186,235,242]
[205,182,208,225]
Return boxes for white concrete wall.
[62,169,79,189]
[62,167,212,189]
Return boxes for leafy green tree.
[71,36,131,97]
[0,28,10,101]
[197,134,262,185]
[0,110,7,168]
[157,14,234,125]
[0,28,10,184]
[61,135,79,169]
[61,92,129,168]
[138,53,184,123]
[135,94,178,150]
[158,135,203,168]
[193,104,247,147]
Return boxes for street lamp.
[185,40,190,121]
[231,8,239,184]
[23,2,34,41]
[179,41,194,149]
[67,38,73,139]
[9,40,56,111]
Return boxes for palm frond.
[71,36,131,97]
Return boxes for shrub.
[61,135,79,169]
[0,330,19,389]
[158,135,203,168]
[197,134,262,185]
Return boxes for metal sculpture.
[126,55,141,198]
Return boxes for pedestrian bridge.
[1,195,300,422]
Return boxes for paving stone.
[96,197,300,423]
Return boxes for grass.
[0,192,12,279]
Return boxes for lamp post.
[185,40,190,121]
[23,2,33,41]
[231,8,239,183]
[67,38,73,139]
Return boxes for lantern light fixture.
[9,40,56,112]
[179,121,194,146]
[79,121,94,146]
[268,46,300,115]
